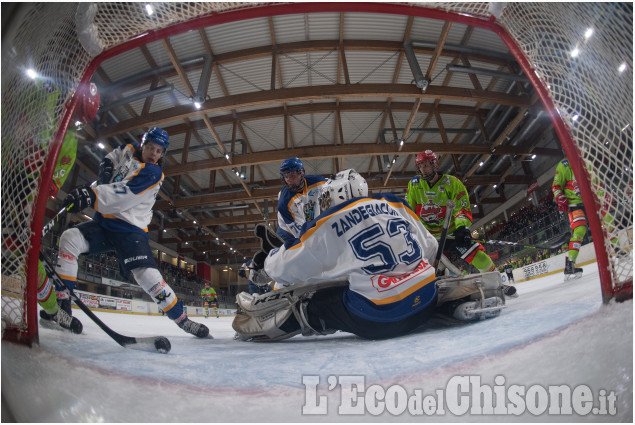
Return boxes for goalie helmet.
[319,169,368,210]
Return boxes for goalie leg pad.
[232,291,300,341]
[436,271,504,305]
[232,280,348,341]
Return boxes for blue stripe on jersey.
[342,281,437,322]
[93,213,150,237]
[126,163,162,195]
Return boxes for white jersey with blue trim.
[265,193,439,321]
[276,174,327,242]
[90,143,163,235]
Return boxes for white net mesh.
[2,2,632,342]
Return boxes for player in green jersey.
[406,150,517,297]
[552,158,585,279]
[201,282,219,318]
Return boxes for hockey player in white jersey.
[49,127,209,338]
[234,170,506,341]
[276,157,327,243]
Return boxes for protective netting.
[2,2,632,343]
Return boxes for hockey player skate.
[436,271,507,322]
[39,306,83,334]
[232,280,347,342]
[178,318,210,338]
[564,257,583,280]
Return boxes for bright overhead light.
[194,101,201,109]
[493,184,498,189]
[97,142,105,150]
[26,68,38,79]
[479,162,484,167]
[145,4,153,15]
[75,120,82,127]
[193,220,197,224]
[531,154,536,159]
[618,63,627,73]
[570,47,580,58]
[163,229,166,233]
[572,114,579,121]
[584,28,593,39]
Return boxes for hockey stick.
[40,206,171,354]
[474,232,570,251]
[432,200,456,271]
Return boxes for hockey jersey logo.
[371,260,431,293]
[416,200,444,225]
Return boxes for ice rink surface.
[2,261,632,422]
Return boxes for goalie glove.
[97,157,114,185]
[554,192,569,213]
[65,185,96,212]
[453,225,473,248]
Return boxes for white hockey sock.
[131,267,182,319]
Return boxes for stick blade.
[120,336,171,354]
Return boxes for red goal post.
[2,3,631,345]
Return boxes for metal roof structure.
[69,4,565,265]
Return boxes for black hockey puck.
[154,336,171,354]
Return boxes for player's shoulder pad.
[561,159,570,166]
[410,176,420,184]
[141,162,164,182]
[305,174,327,186]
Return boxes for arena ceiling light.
[145,4,153,16]
[26,68,37,79]
[618,63,627,73]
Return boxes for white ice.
[2,262,632,422]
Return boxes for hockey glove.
[97,157,114,185]
[238,268,247,279]
[453,226,473,248]
[554,192,569,213]
[65,185,96,212]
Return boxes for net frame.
[2,2,632,345]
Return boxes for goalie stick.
[40,205,171,354]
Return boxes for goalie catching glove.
[64,184,96,212]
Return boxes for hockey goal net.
[2,3,632,344]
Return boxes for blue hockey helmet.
[280,157,305,192]
[142,127,169,151]
[279,157,304,175]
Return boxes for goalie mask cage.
[2,3,632,345]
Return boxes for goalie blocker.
[232,271,506,342]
